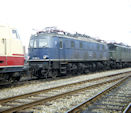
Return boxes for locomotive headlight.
[32,57,39,59]
[43,55,49,59]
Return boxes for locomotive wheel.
[116,63,120,69]
[72,64,78,75]
[49,70,58,79]
[84,69,89,74]
[72,69,78,75]
[41,69,48,79]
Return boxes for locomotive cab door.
[59,38,65,60]
[58,37,67,74]
[0,38,6,66]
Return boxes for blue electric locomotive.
[29,29,109,78]
[28,27,109,78]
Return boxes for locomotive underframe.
[29,59,130,78]
[29,59,131,79]
[0,66,24,81]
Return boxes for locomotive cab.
[29,34,52,60]
[0,26,24,81]
[28,33,61,78]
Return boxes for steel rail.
[123,103,131,113]
[0,71,130,105]
[66,76,130,113]
[0,76,125,113]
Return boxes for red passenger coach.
[0,26,24,81]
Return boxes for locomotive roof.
[33,31,107,45]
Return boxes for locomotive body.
[0,26,24,81]
[28,29,109,78]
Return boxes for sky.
[0,0,131,51]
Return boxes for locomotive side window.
[65,40,70,48]
[80,42,83,48]
[29,39,34,48]
[71,41,75,48]
[102,45,105,50]
[87,43,90,50]
[12,30,20,39]
[97,44,100,50]
[60,40,63,49]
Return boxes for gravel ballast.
[25,81,119,113]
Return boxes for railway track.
[0,72,130,113]
[0,72,104,89]
[0,73,80,89]
[0,77,38,90]
[67,76,131,113]
[123,103,131,113]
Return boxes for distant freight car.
[108,43,131,68]
[0,26,24,81]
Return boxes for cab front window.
[29,35,49,48]
[39,38,48,48]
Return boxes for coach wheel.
[13,72,21,81]
[7,75,13,82]
[8,72,20,82]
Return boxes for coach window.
[128,49,130,53]
[60,40,63,49]
[71,41,75,48]
[80,42,83,48]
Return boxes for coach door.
[0,38,6,66]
